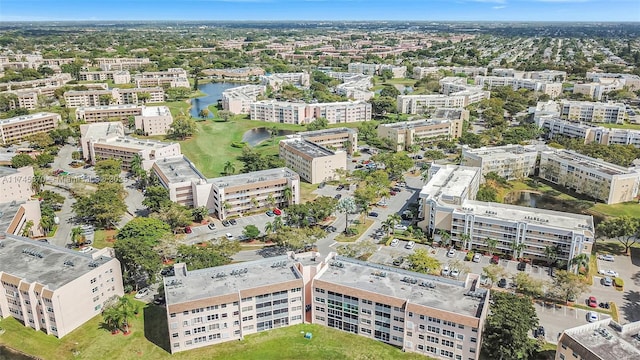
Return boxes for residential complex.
[296,127,358,154]
[585,72,640,91]
[491,68,567,82]
[134,106,174,136]
[0,73,72,92]
[0,199,43,238]
[64,87,165,107]
[221,85,266,114]
[202,67,265,81]
[0,112,60,144]
[571,73,639,101]
[347,63,407,78]
[261,72,310,91]
[79,122,181,170]
[539,150,640,204]
[96,57,152,71]
[555,319,640,360]
[309,101,372,124]
[532,100,626,124]
[279,138,347,184]
[461,144,548,181]
[474,76,563,98]
[75,104,173,135]
[536,117,640,148]
[0,234,124,338]
[79,70,131,84]
[326,72,374,101]
[397,94,481,114]
[133,68,190,88]
[250,100,308,124]
[377,108,467,151]
[165,251,489,359]
[418,164,594,262]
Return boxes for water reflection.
[189,82,245,118]
[241,127,296,147]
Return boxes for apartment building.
[313,254,488,360]
[308,101,372,124]
[347,63,406,78]
[573,79,624,101]
[151,156,208,208]
[439,77,483,95]
[379,64,407,78]
[0,199,43,238]
[417,164,594,262]
[79,122,180,170]
[250,101,308,124]
[164,251,489,359]
[491,68,566,82]
[539,150,640,204]
[279,138,346,184]
[0,73,72,92]
[0,234,124,338]
[76,104,142,123]
[586,72,640,91]
[397,95,464,114]
[96,57,151,71]
[296,127,358,155]
[202,67,265,81]
[0,89,39,110]
[328,73,374,101]
[461,144,547,181]
[134,68,190,88]
[134,106,174,136]
[79,71,131,84]
[64,87,165,107]
[222,85,266,114]
[0,166,35,204]
[378,109,467,151]
[555,319,640,360]
[0,112,60,145]
[474,76,562,98]
[451,66,487,77]
[413,66,440,79]
[261,72,310,91]
[559,100,626,124]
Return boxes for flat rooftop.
[550,150,635,176]
[0,201,25,231]
[80,122,125,140]
[381,118,455,131]
[96,136,175,150]
[0,234,113,290]
[464,144,541,158]
[317,256,485,318]
[208,167,298,188]
[565,320,640,360]
[154,156,205,184]
[141,106,171,117]
[164,255,302,305]
[77,104,141,112]
[298,127,356,138]
[281,139,336,158]
[460,200,594,233]
[0,112,58,125]
[432,108,466,120]
[420,165,479,202]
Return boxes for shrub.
[231,141,248,148]
[465,251,475,261]
[345,227,359,236]
[614,277,624,289]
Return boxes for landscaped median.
[334,217,375,242]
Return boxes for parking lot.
[533,301,608,344]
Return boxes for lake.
[505,191,604,225]
[242,127,296,147]
[0,345,38,360]
[189,82,244,119]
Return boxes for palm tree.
[264,221,274,236]
[544,245,558,266]
[250,197,259,208]
[387,213,402,232]
[283,186,293,206]
[117,296,137,334]
[437,229,451,248]
[31,171,45,193]
[71,227,83,245]
[458,233,471,251]
[485,237,498,256]
[570,254,589,274]
[21,220,34,237]
[266,193,276,208]
[222,202,231,219]
[336,197,357,234]
[510,242,525,260]
[102,306,123,334]
[223,161,236,176]
[272,216,284,232]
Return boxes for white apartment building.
[0,234,124,338]
[134,68,190,88]
[418,164,595,262]
[202,67,265,81]
[559,100,626,124]
[134,106,174,136]
[76,104,142,123]
[379,64,407,78]
[539,150,640,205]
[347,63,406,78]
[474,76,562,98]
[461,145,547,180]
[295,127,359,154]
[0,199,43,238]
[586,72,640,91]
[64,87,165,108]
[397,92,488,114]
[439,77,484,95]
[250,101,308,124]
[309,101,372,124]
[451,66,487,77]
[555,319,640,360]
[96,57,151,71]
[279,138,347,184]
[0,166,35,204]
[79,71,131,84]
[378,109,467,151]
[573,79,625,101]
[261,72,310,91]
[0,89,39,110]
[222,85,266,114]
[413,66,440,79]
[0,73,72,92]
[491,68,566,82]
[0,112,60,144]
[327,72,374,101]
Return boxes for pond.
[241,127,296,147]
[189,82,244,119]
[0,345,38,360]
[504,191,604,225]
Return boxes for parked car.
[229,219,238,226]
[266,210,275,217]
[326,226,337,233]
[587,311,599,322]
[222,220,231,227]
[405,241,415,250]
[450,269,460,277]
[598,254,615,262]
[447,248,456,258]
[368,212,379,217]
[336,184,345,191]
[153,296,165,305]
[79,246,94,254]
[394,224,408,231]
[472,253,482,262]
[334,194,342,200]
[491,255,500,264]
[533,326,545,338]
[134,288,149,299]
[185,226,192,234]
[225,233,234,240]
[273,208,282,216]
[598,269,619,278]
[392,258,404,266]
[389,190,397,196]
[498,278,507,288]
[390,239,399,247]
[517,262,527,271]
[588,296,598,308]
[602,277,613,286]
[376,200,388,207]
[207,223,216,230]
[441,266,450,276]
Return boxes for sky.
[0,0,639,22]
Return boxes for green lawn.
[335,217,375,242]
[92,229,117,249]
[0,300,429,360]
[599,122,640,130]
[591,202,640,217]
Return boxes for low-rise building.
[279,138,346,184]
[296,127,358,155]
[555,319,640,360]
[397,90,488,114]
[222,85,266,114]
[96,57,152,71]
[261,72,310,91]
[64,87,164,108]
[461,144,548,180]
[539,150,640,204]
[79,70,131,84]
[0,234,124,338]
[0,112,60,145]
[202,67,265,81]
[134,68,190,88]
[134,106,174,136]
[250,101,308,124]
[378,109,467,151]
[0,73,72,92]
[308,101,372,124]
[586,72,640,91]
[0,199,43,238]
[559,100,626,124]
[474,76,562,98]
[418,164,594,263]
[0,166,35,204]
[76,104,142,123]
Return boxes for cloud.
[493,5,507,9]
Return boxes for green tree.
[569,253,590,274]
[198,108,209,120]
[192,206,209,222]
[101,305,124,334]
[11,154,34,168]
[114,237,162,286]
[31,170,46,193]
[549,270,589,303]
[175,243,231,271]
[151,202,192,233]
[35,153,54,167]
[544,245,558,266]
[137,92,151,104]
[71,226,84,245]
[168,115,197,140]
[481,292,539,360]
[476,184,498,202]
[21,220,34,237]
[337,240,377,260]
[95,159,122,178]
[117,217,171,242]
[407,249,441,274]
[306,117,329,131]
[73,182,127,229]
[379,85,400,98]
[485,237,498,256]
[482,264,507,284]
[25,132,54,149]
[512,272,546,298]
[223,161,236,175]
[336,197,357,234]
[217,110,233,122]
[142,185,171,212]
[243,224,261,239]
[597,216,640,255]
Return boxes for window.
[172,333,178,338]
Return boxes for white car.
[79,246,94,253]
[472,253,482,262]
[598,254,615,262]
[405,241,415,250]
[450,269,460,278]
[598,269,619,278]
[225,233,234,240]
[394,224,408,231]
[441,266,450,276]
[134,288,149,299]
[447,248,456,258]
[390,239,399,247]
[587,311,599,322]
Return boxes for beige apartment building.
[461,144,547,181]
[222,85,266,114]
[0,112,60,145]
[377,109,467,151]
[0,73,72,92]
[76,104,142,123]
[1,89,39,110]
[79,70,131,84]
[151,156,209,208]
[96,57,151,71]
[535,115,640,147]
[296,127,358,155]
[134,68,190,88]
[261,72,310,91]
[279,138,347,184]
[539,150,640,205]
[418,164,594,263]
[134,106,174,136]
[1,200,43,238]
[250,100,308,124]
[0,234,124,338]
[474,76,562,98]
[80,122,180,170]
[165,251,489,359]
[586,72,640,91]
[64,87,164,108]
[559,100,626,124]
[202,67,265,81]
[491,68,566,82]
[397,92,488,114]
[309,101,372,124]
[555,319,640,360]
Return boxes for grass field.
[591,201,640,218]
[599,122,640,130]
[0,299,429,360]
[335,217,375,242]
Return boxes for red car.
[273,208,282,216]
[185,226,192,234]
[588,296,598,308]
[491,255,500,264]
